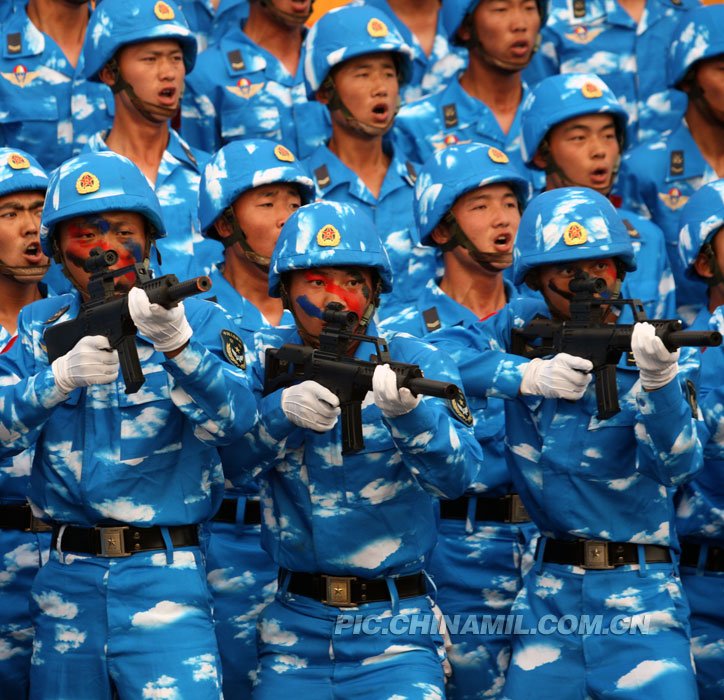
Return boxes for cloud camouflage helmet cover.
[303,4,414,98]
[40,151,166,258]
[83,0,198,81]
[414,142,531,244]
[199,139,315,239]
[677,179,724,280]
[0,148,48,198]
[520,73,628,166]
[667,4,724,88]
[513,187,636,286]
[269,200,393,297]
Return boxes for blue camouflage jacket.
[0,292,259,527]
[220,322,481,577]
[176,0,249,53]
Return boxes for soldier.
[520,72,675,321]
[379,142,535,699]
[431,188,702,699]
[81,0,218,279]
[524,0,699,147]
[176,0,249,53]
[302,3,437,315]
[196,138,315,698]
[674,181,724,699]
[222,199,482,697]
[0,147,50,698]
[0,0,113,170]
[615,4,724,325]
[393,0,544,190]
[0,150,259,700]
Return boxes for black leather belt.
[539,538,672,570]
[680,541,724,572]
[212,497,261,525]
[440,494,531,523]
[51,524,199,557]
[282,569,426,607]
[0,503,52,532]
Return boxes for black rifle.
[264,304,461,453]
[511,273,722,420]
[44,248,212,394]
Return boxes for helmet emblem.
[274,145,295,162]
[488,147,509,164]
[563,221,588,246]
[316,224,341,247]
[367,18,388,38]
[581,81,603,98]
[76,172,100,195]
[7,153,30,170]
[154,1,175,20]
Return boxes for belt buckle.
[507,494,530,524]
[98,526,130,557]
[583,540,613,570]
[27,512,52,533]
[324,576,355,607]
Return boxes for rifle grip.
[117,335,145,394]
[341,401,365,454]
[594,364,620,420]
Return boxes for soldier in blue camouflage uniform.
[524,0,698,147]
[181,0,329,159]
[361,0,466,103]
[520,72,676,321]
[302,4,438,316]
[393,0,544,191]
[0,147,50,699]
[431,188,702,700]
[81,0,219,280]
[221,199,481,698]
[674,180,724,699]
[380,142,535,699]
[177,0,249,53]
[0,150,259,700]
[197,138,315,699]
[615,4,724,325]
[0,0,113,171]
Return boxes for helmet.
[520,73,628,165]
[513,187,636,286]
[442,0,546,44]
[0,148,48,199]
[303,4,413,98]
[199,139,315,239]
[83,0,197,81]
[668,4,724,88]
[677,179,724,279]
[40,152,166,257]
[269,201,393,297]
[414,142,531,244]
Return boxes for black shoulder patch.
[450,391,473,427]
[621,218,639,238]
[573,0,586,18]
[422,307,442,333]
[405,160,417,186]
[314,164,331,189]
[227,49,245,71]
[221,329,246,370]
[43,305,70,325]
[443,103,458,129]
[670,150,684,177]
[180,142,197,167]
[685,379,698,419]
[7,33,21,54]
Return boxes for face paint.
[303,270,368,317]
[295,294,325,319]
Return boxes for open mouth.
[371,103,390,121]
[493,232,513,251]
[590,167,610,184]
[510,41,531,56]
[23,242,45,264]
[158,87,177,102]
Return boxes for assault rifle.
[264,304,461,453]
[44,248,211,394]
[511,273,722,420]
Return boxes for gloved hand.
[373,363,421,417]
[127,286,192,354]
[281,381,340,432]
[631,322,680,390]
[520,353,593,400]
[51,335,120,395]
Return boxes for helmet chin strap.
[440,212,513,272]
[219,208,271,273]
[461,19,528,74]
[259,0,314,27]
[0,260,50,284]
[106,59,181,124]
[700,243,724,288]
[688,79,724,129]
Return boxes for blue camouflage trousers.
[29,540,222,700]
[252,580,447,699]
[502,552,697,699]
[680,559,724,699]
[203,511,278,699]
[0,528,50,698]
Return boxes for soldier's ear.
[524,271,541,291]
[214,216,232,240]
[430,222,453,247]
[693,247,715,280]
[532,150,547,170]
[98,64,115,88]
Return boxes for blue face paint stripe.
[296,295,324,318]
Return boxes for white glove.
[127,286,192,354]
[520,353,593,400]
[51,335,119,395]
[281,380,340,432]
[631,322,680,390]
[372,363,421,417]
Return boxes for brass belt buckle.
[583,540,613,570]
[98,526,130,557]
[27,512,52,533]
[508,494,530,524]
[324,576,355,607]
